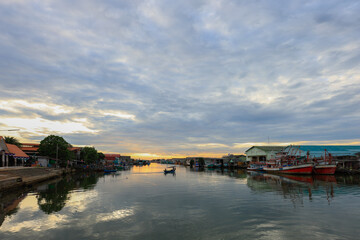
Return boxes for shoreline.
[0,167,74,192]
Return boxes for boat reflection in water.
[246,171,338,205]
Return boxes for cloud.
[0,0,359,157]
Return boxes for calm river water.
[1,164,360,240]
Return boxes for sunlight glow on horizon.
[1,117,97,135]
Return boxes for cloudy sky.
[0,0,359,159]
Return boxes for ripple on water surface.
[1,165,360,239]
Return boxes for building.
[245,146,285,162]
[223,154,247,167]
[20,143,82,161]
[0,137,29,167]
[0,136,10,167]
[6,144,29,166]
[104,154,121,165]
[69,147,81,160]
[20,143,40,157]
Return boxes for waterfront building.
[245,146,285,162]
[5,144,29,166]
[0,136,10,167]
[222,154,247,168]
[0,137,29,167]
[104,154,131,165]
[20,143,40,157]
[21,143,82,161]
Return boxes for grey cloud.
[1,0,360,155]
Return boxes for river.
[1,163,360,239]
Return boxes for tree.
[81,147,98,164]
[4,136,21,147]
[38,135,71,166]
[98,152,105,160]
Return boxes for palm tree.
[4,136,21,147]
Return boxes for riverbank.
[0,167,72,192]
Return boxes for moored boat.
[247,162,266,171]
[263,164,313,175]
[263,146,313,175]
[313,164,337,175]
[312,149,336,175]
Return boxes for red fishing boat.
[263,164,313,175]
[313,149,337,175]
[263,146,314,175]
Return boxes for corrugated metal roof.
[286,145,360,157]
[245,146,285,153]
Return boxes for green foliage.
[81,147,98,164]
[4,136,21,147]
[37,181,69,214]
[98,152,105,160]
[37,173,101,214]
[38,135,71,163]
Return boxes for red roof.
[21,143,40,147]
[69,147,81,151]
[6,144,29,158]
[21,147,39,152]
[20,145,81,152]
[104,154,121,161]
[20,142,40,152]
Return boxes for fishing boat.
[164,166,176,174]
[313,149,337,175]
[263,146,313,175]
[263,164,313,175]
[206,163,216,168]
[247,162,266,171]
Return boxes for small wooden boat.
[164,167,176,174]
[104,169,117,173]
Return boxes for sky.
[0,0,359,159]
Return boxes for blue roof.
[285,145,360,158]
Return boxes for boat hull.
[263,164,313,175]
[313,164,337,175]
[247,167,263,171]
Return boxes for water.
[1,164,360,240]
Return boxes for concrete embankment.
[0,167,66,192]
